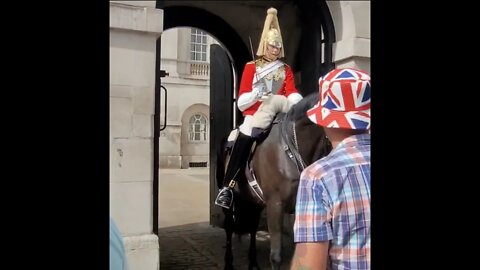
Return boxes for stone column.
[110,2,163,269]
[327,1,371,73]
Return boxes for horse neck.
[294,117,330,166]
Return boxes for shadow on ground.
[159,222,294,270]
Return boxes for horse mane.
[286,92,319,122]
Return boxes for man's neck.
[325,128,367,149]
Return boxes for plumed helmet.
[256,7,284,58]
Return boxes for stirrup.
[215,187,233,209]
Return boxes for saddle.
[226,113,305,205]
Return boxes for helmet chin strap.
[263,54,278,62]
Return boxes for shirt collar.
[334,133,370,151]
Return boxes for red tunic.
[238,60,299,116]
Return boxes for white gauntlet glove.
[252,84,265,100]
[252,83,271,101]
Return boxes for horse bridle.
[279,114,307,172]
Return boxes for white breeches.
[239,95,297,135]
[239,115,255,136]
[251,95,290,129]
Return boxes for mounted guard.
[215,7,303,209]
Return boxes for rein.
[279,114,306,172]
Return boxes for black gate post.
[209,44,234,227]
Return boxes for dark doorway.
[209,44,234,227]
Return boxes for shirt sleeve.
[238,62,261,112]
[110,217,129,270]
[293,169,333,243]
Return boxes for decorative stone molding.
[333,37,370,62]
[110,2,163,36]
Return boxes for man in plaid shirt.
[291,68,371,270]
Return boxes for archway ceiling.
[158,0,304,66]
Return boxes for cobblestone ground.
[159,222,294,270]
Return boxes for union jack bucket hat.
[307,68,371,130]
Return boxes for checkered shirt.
[293,133,371,270]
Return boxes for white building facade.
[159,27,217,169]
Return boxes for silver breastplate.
[255,63,286,95]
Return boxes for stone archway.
[326,1,371,73]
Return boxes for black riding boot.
[215,132,254,209]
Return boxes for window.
[190,29,207,62]
[189,114,208,141]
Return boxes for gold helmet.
[256,7,284,58]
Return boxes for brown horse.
[216,92,332,270]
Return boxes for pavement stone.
[158,168,294,269]
[159,222,294,269]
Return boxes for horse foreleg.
[248,210,261,270]
[248,230,259,270]
[267,200,283,270]
[224,210,234,270]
